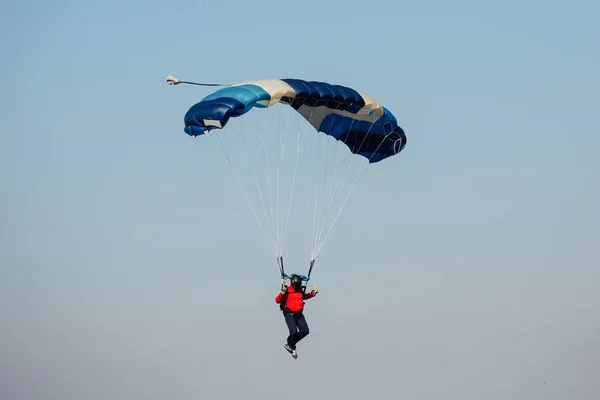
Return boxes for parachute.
[183,79,406,163]
[168,76,407,282]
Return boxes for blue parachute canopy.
[183,78,406,163]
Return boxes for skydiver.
[275,274,318,359]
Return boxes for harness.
[277,257,314,312]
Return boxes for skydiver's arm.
[275,292,284,303]
[303,291,316,300]
[275,285,288,303]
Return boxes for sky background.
[1,0,599,399]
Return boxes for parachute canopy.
[183,78,406,163]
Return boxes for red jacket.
[275,285,316,312]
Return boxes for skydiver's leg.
[288,313,309,348]
[283,310,299,348]
[296,313,310,341]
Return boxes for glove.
[311,290,318,296]
[280,280,287,293]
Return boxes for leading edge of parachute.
[180,78,407,163]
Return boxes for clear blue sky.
[1,0,599,399]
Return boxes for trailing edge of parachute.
[183,78,407,163]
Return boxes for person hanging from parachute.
[275,273,318,359]
[167,75,408,358]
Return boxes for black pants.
[283,309,309,349]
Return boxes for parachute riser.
[278,256,285,279]
[307,259,315,281]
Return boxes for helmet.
[290,274,303,291]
